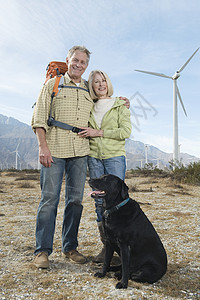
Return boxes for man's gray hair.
[67,46,91,63]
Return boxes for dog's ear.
[121,181,129,199]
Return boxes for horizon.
[1,113,199,160]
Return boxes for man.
[32,46,93,268]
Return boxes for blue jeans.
[34,156,87,256]
[88,156,126,222]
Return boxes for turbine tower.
[15,143,20,169]
[144,144,149,165]
[135,48,199,164]
[11,143,20,169]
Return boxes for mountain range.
[0,114,199,170]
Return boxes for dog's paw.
[116,281,128,289]
[94,272,105,278]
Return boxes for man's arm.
[36,128,54,168]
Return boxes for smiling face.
[66,50,88,83]
[92,72,108,99]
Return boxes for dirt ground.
[0,170,199,300]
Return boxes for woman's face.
[92,73,108,99]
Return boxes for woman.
[79,70,132,262]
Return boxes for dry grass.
[0,170,199,299]
[15,175,39,181]
[17,182,35,189]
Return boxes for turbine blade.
[178,48,199,73]
[176,85,187,116]
[135,69,172,79]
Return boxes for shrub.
[131,163,170,178]
[173,162,200,185]
[130,161,200,186]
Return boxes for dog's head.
[89,174,129,210]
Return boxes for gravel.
[0,171,199,299]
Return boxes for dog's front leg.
[116,243,130,289]
[94,241,114,278]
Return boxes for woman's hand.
[78,127,104,138]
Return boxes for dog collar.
[104,198,130,218]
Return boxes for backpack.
[45,61,68,83]
[33,61,89,133]
[44,60,88,97]
[45,62,89,133]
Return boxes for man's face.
[66,50,88,82]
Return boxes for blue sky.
[0,0,200,158]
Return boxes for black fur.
[89,174,167,289]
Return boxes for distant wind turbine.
[137,159,144,168]
[144,144,149,164]
[11,143,20,169]
[135,47,199,164]
[152,158,160,169]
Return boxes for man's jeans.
[34,156,87,256]
[87,156,126,222]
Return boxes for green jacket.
[88,97,132,159]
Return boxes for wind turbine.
[11,143,20,169]
[144,144,149,165]
[135,48,199,164]
[152,158,160,169]
[15,143,20,169]
[137,159,144,168]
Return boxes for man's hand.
[120,96,130,109]
[39,145,54,168]
[36,127,54,168]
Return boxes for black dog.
[89,174,167,289]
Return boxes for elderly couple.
[32,45,132,268]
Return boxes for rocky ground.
[0,170,199,299]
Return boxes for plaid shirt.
[32,73,93,158]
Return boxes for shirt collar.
[64,72,86,88]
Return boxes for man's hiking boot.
[62,249,86,264]
[34,252,49,269]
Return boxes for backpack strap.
[47,76,87,133]
[52,75,64,97]
[59,85,89,92]
[47,117,83,133]
[58,78,89,92]
[48,76,62,125]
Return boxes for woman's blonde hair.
[88,70,114,100]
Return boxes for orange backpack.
[45,61,68,83]
[33,61,88,133]
[45,62,88,133]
